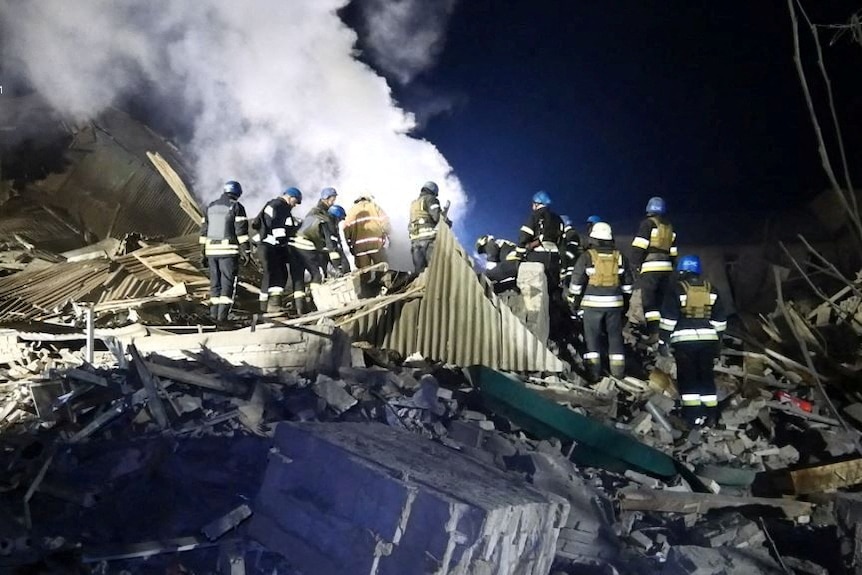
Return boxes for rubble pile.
[0,307,859,575]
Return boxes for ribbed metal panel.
[340,225,566,372]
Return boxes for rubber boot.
[266,293,282,314]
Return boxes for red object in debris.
[775,391,813,413]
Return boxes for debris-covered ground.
[1,284,862,575]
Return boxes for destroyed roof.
[1,101,201,254]
[0,236,208,322]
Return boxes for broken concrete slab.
[312,375,358,415]
[249,422,568,575]
[662,545,785,574]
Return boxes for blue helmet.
[646,196,666,215]
[587,215,602,225]
[328,204,346,220]
[561,215,572,227]
[532,191,552,206]
[321,187,338,200]
[677,254,701,275]
[284,187,302,202]
[223,180,242,197]
[422,181,439,195]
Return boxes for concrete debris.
[250,422,569,575]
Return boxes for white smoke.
[0,0,466,268]
[357,0,459,85]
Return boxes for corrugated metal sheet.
[342,225,566,372]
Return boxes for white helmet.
[589,222,613,241]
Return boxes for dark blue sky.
[381,1,862,244]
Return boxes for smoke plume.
[0,0,465,267]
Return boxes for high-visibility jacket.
[408,192,441,241]
[517,206,564,257]
[343,199,390,257]
[659,276,728,344]
[630,215,678,273]
[251,197,298,246]
[568,245,633,309]
[561,225,582,279]
[199,193,250,257]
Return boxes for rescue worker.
[325,204,350,277]
[568,222,633,382]
[251,186,302,313]
[408,181,443,273]
[659,255,727,426]
[199,180,250,322]
[517,191,564,295]
[559,215,582,287]
[475,234,520,293]
[343,196,390,269]
[630,197,678,343]
[289,192,343,313]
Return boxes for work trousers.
[208,256,238,321]
[258,243,288,310]
[411,238,436,274]
[486,261,520,294]
[639,271,671,337]
[674,342,719,425]
[291,247,325,315]
[582,307,625,381]
[354,248,387,270]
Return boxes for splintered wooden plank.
[788,457,862,494]
[132,252,179,286]
[619,489,813,519]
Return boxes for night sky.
[364,2,862,245]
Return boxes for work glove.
[657,341,671,357]
[239,250,251,266]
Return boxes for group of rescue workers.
[200,180,726,427]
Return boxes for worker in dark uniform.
[251,187,302,313]
[324,204,350,277]
[200,180,250,322]
[475,234,520,293]
[289,191,344,314]
[559,215,582,287]
[408,181,443,273]
[568,222,633,382]
[517,191,564,294]
[659,254,728,426]
[631,196,678,343]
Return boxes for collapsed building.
[1,100,862,575]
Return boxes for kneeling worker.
[568,222,633,381]
[476,234,520,293]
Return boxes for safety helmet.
[561,215,572,227]
[284,187,302,203]
[677,254,702,275]
[646,196,666,215]
[328,204,346,220]
[532,191,552,206]
[223,181,242,197]
[589,222,613,241]
[321,187,338,200]
[475,234,492,254]
[421,181,439,195]
[587,215,602,225]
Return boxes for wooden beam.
[787,457,862,495]
[143,361,246,395]
[618,488,813,519]
[128,345,169,429]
